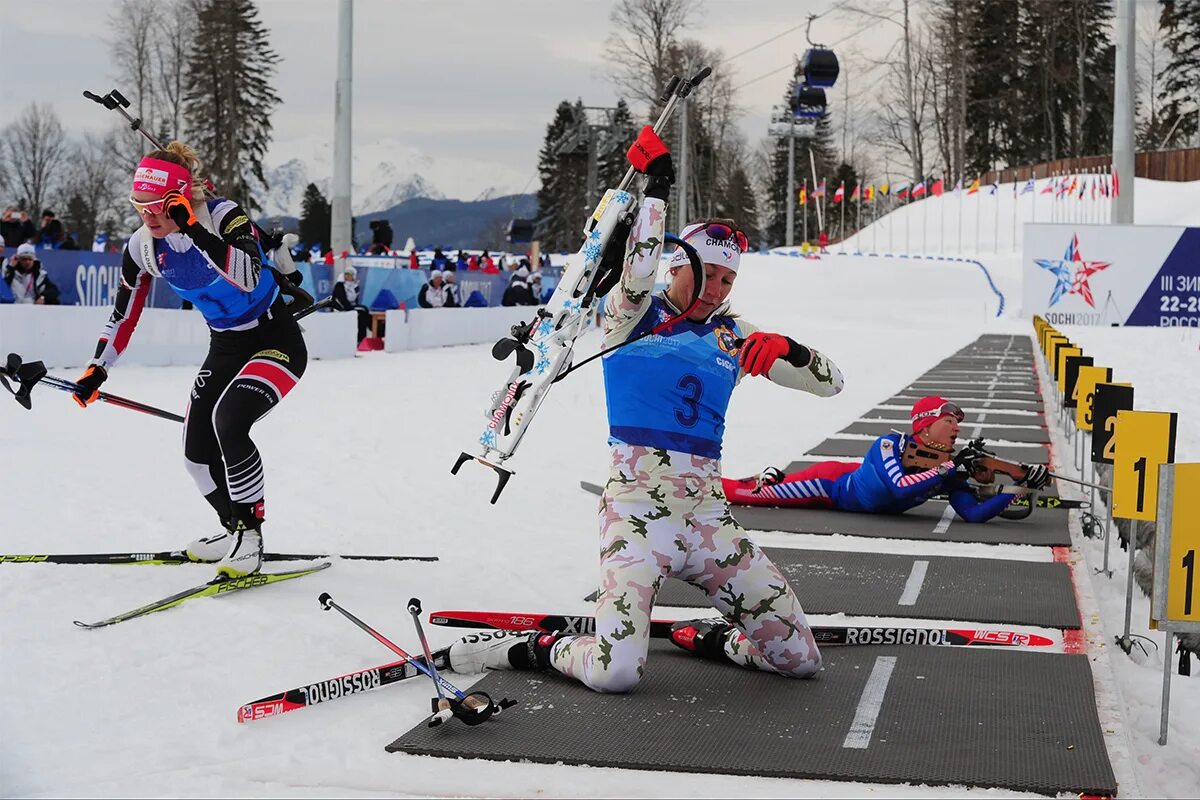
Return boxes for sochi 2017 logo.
[1034,233,1111,307]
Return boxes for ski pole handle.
[408,597,422,615]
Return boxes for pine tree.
[298,183,331,253]
[715,163,760,245]
[535,101,588,252]
[596,99,637,192]
[181,0,280,213]
[963,0,1022,172]
[1156,0,1200,147]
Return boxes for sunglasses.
[129,195,169,215]
[685,222,749,253]
[913,401,966,424]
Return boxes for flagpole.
[993,179,1000,254]
[1012,177,1019,254]
[906,189,911,254]
[839,183,846,254]
[802,178,808,246]
[939,181,945,254]
[957,180,963,254]
[975,175,981,254]
[922,185,928,254]
[856,184,862,253]
[872,187,877,254]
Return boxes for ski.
[238,647,450,723]
[428,609,1056,648]
[1,551,436,566]
[73,563,331,629]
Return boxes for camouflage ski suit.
[549,197,842,692]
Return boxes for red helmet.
[910,396,965,434]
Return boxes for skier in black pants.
[72,141,308,578]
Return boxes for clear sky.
[1,0,899,196]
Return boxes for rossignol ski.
[237,647,451,723]
[452,67,711,504]
[1,551,437,565]
[73,563,330,629]
[428,609,1056,648]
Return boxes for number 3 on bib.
[675,374,703,427]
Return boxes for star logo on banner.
[1034,234,1111,307]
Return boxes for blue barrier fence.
[3,248,562,309]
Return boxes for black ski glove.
[1019,464,1051,490]
[952,445,985,475]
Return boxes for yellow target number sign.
[1112,410,1178,521]
[1074,365,1113,431]
[1154,464,1200,625]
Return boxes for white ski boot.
[215,530,263,579]
[185,530,233,563]
[448,629,562,673]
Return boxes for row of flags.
[798,172,1121,205]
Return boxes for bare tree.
[155,3,194,140]
[1135,1,1166,147]
[109,0,159,141]
[1,103,68,216]
[56,132,124,248]
[603,0,696,110]
[845,0,925,178]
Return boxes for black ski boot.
[669,618,736,662]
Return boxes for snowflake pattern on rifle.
[535,357,552,375]
[537,317,554,336]
[584,241,603,262]
[479,429,497,448]
[613,191,631,205]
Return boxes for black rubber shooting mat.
[915,376,1038,388]
[888,394,1043,412]
[904,386,1041,401]
[840,420,1050,444]
[652,547,1079,628]
[864,407,1042,426]
[385,643,1116,797]
[578,481,1069,545]
[807,437,1048,465]
[728,502,1068,545]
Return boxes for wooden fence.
[981,147,1200,184]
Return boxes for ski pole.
[1,354,184,422]
[408,597,459,726]
[319,592,465,701]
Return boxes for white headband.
[668,222,742,273]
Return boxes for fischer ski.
[452,66,711,504]
[1,551,437,565]
[238,647,451,723]
[428,610,1055,648]
[73,563,330,629]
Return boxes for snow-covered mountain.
[254,134,530,219]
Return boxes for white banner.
[1022,224,1200,326]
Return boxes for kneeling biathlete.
[723,396,1050,522]
[449,126,844,691]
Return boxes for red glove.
[72,365,107,408]
[626,125,674,181]
[738,332,789,377]
[163,190,198,230]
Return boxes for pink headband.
[132,157,192,197]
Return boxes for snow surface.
[3,182,1200,798]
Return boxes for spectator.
[455,250,468,271]
[4,242,60,304]
[467,252,479,271]
[497,253,508,272]
[369,219,393,254]
[530,271,551,304]
[442,269,461,307]
[817,230,829,253]
[38,209,65,249]
[432,247,448,271]
[418,269,451,308]
[480,250,498,274]
[501,266,537,307]
[409,249,420,269]
[1,207,36,245]
[331,265,371,343]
